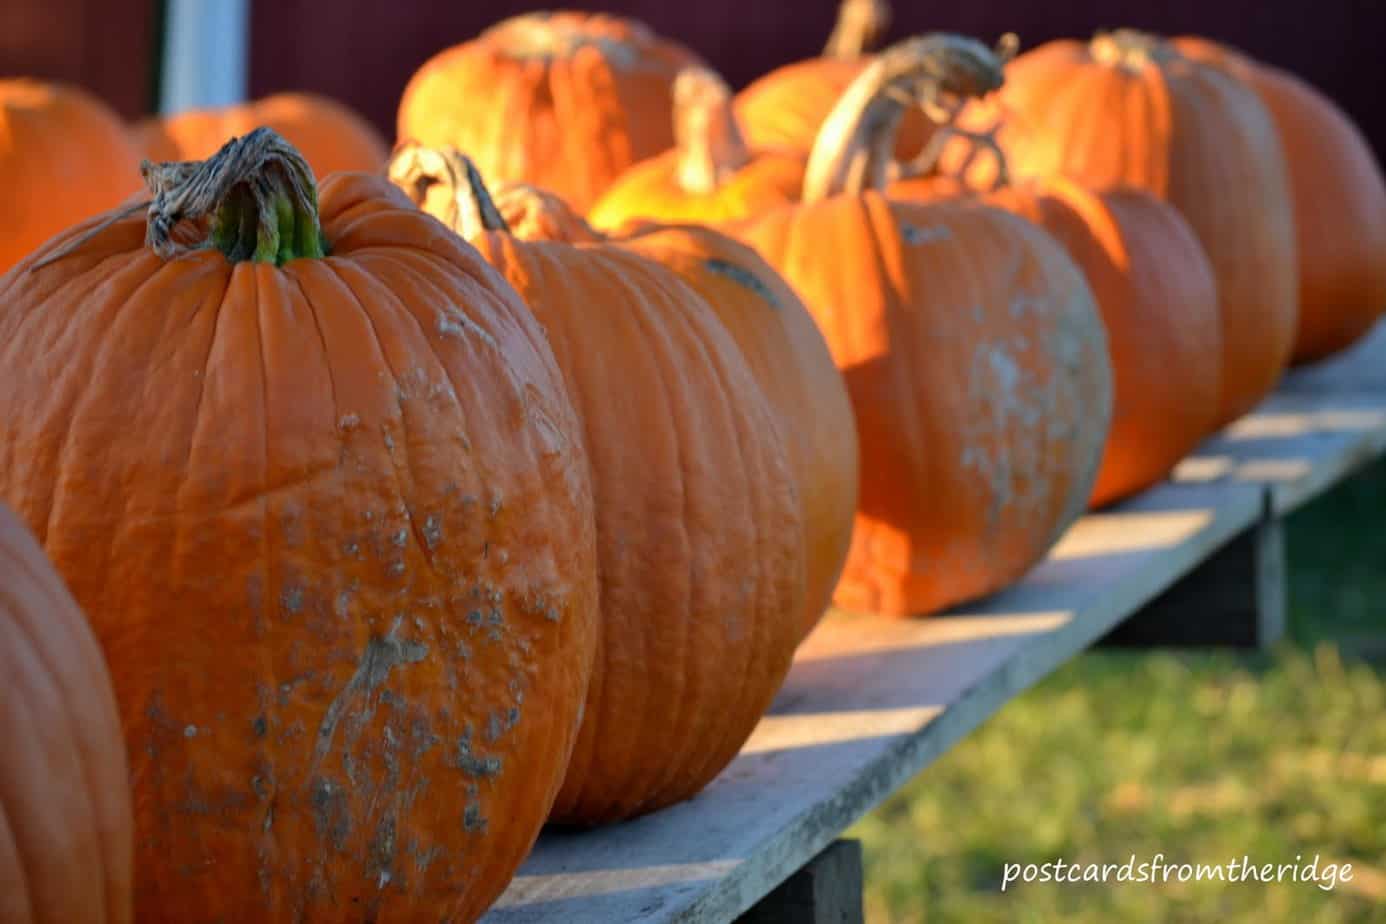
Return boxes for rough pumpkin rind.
[0,502,134,924]
[0,144,599,922]
[389,152,807,823]
[895,175,1222,508]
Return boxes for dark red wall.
[0,0,158,119]
[251,1,1386,161]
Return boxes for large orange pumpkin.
[397,11,702,213]
[1,79,143,274]
[131,91,389,178]
[978,32,1297,424]
[482,176,858,638]
[735,43,1113,617]
[587,67,807,231]
[1173,37,1386,365]
[389,146,805,823]
[896,173,1222,508]
[0,502,134,924]
[0,130,599,922]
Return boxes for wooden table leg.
[736,839,864,924]
[1100,489,1287,649]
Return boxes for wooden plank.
[735,840,862,924]
[1101,491,1287,649]
[482,320,1386,923]
[484,481,1263,923]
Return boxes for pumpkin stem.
[489,183,606,244]
[802,33,1007,202]
[673,68,751,195]
[1089,29,1172,72]
[144,127,326,264]
[824,0,892,60]
[897,34,1019,190]
[387,142,511,238]
[31,128,325,270]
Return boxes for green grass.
[852,460,1386,923]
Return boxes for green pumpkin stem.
[802,33,1010,202]
[145,127,327,264]
[387,142,511,239]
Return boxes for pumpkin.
[896,173,1222,508]
[0,130,600,922]
[586,67,807,231]
[1173,37,1386,365]
[734,38,1113,617]
[973,32,1297,425]
[485,175,857,638]
[397,11,703,213]
[131,91,389,178]
[1,79,143,274]
[389,145,805,823]
[0,502,134,924]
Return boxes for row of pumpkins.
[4,1,1385,920]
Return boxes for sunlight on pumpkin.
[740,706,944,756]
[495,860,742,907]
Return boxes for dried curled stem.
[824,0,892,60]
[803,33,1009,202]
[388,142,510,239]
[34,126,325,269]
[673,67,751,195]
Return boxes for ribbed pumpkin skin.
[397,12,702,213]
[614,222,859,637]
[734,58,930,160]
[132,92,389,178]
[0,503,134,924]
[898,176,1222,507]
[1174,37,1386,364]
[587,147,805,231]
[467,225,804,824]
[738,194,1112,617]
[1,79,142,274]
[990,37,1296,425]
[0,173,599,922]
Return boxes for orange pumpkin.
[587,67,807,231]
[735,40,1113,617]
[1174,37,1386,364]
[0,502,134,924]
[131,91,388,178]
[484,180,857,637]
[0,130,599,921]
[896,174,1222,507]
[978,32,1297,424]
[1,79,142,274]
[389,146,805,823]
[397,11,702,213]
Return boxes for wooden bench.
[483,320,1386,923]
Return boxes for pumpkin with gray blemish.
[389,146,807,824]
[734,38,1113,617]
[0,130,599,922]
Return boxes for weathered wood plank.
[482,320,1386,924]
[1101,491,1287,649]
[735,840,863,924]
